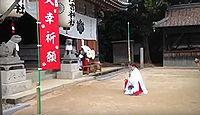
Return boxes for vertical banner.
[39,0,60,70]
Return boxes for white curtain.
[60,13,97,40]
[24,0,97,40]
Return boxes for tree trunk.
[143,35,152,64]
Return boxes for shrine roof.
[153,3,200,28]
[87,0,130,11]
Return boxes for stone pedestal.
[0,57,32,96]
[57,41,83,79]
[57,63,82,79]
[2,80,32,96]
[1,69,26,84]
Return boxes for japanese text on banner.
[39,0,60,70]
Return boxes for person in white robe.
[124,64,148,95]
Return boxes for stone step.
[57,71,82,79]
[27,72,56,83]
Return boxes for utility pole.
[127,22,131,64]
[0,67,2,115]
[140,47,144,68]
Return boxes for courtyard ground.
[14,67,200,115]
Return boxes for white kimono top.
[124,68,148,95]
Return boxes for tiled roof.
[87,0,130,11]
[106,0,130,10]
[154,3,200,27]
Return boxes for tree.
[141,0,168,63]
[98,0,169,63]
[126,0,168,63]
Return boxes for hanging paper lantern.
[11,21,15,34]
[58,0,75,27]
[24,0,75,28]
[0,0,25,17]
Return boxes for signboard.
[39,0,60,70]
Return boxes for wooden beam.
[165,26,200,34]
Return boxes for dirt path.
[14,68,200,115]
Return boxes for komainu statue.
[64,39,77,57]
[0,35,22,57]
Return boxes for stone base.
[61,56,78,64]
[1,69,26,84]
[57,71,82,79]
[2,80,32,96]
[61,63,79,72]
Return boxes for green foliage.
[98,0,170,62]
[144,0,168,14]
[99,0,168,41]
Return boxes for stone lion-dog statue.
[194,58,200,71]
[0,35,22,57]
